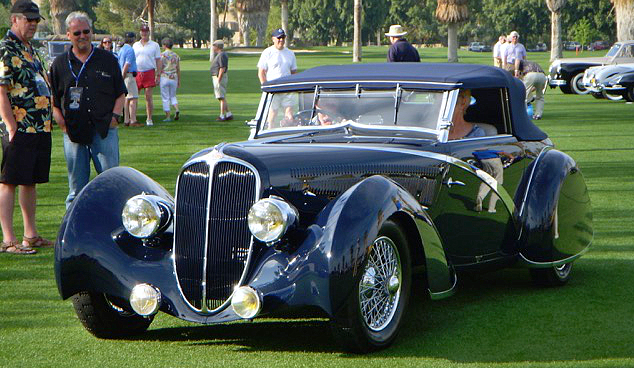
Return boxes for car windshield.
[606,44,621,58]
[260,88,445,133]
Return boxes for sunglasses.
[72,29,91,36]
[102,40,112,43]
[276,36,286,40]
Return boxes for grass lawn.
[1,45,633,367]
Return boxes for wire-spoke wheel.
[359,236,402,331]
[530,263,573,287]
[331,219,411,353]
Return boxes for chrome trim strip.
[264,80,462,90]
[429,271,457,300]
[518,247,590,267]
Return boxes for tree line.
[0,0,619,50]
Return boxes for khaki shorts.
[124,73,139,99]
[212,74,228,99]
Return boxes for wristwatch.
[112,112,122,121]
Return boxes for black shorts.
[0,131,51,185]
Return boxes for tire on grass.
[72,291,154,338]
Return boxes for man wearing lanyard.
[49,11,125,208]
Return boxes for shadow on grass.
[124,259,634,362]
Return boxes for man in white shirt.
[502,31,526,78]
[493,35,506,68]
[257,28,297,127]
[133,24,161,126]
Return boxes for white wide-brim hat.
[385,25,407,37]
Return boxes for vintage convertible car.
[549,40,634,94]
[55,63,593,353]
[582,63,634,101]
[602,65,634,102]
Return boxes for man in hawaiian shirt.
[0,0,53,255]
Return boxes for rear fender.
[514,149,593,265]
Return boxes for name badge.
[69,86,83,110]
[35,74,50,97]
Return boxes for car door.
[428,136,526,266]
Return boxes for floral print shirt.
[160,50,180,80]
[0,31,52,134]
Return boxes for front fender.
[55,167,174,301]
[514,149,593,265]
[317,175,454,312]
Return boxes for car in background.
[563,41,582,51]
[602,64,634,101]
[549,40,634,94]
[468,41,491,52]
[582,63,634,100]
[527,43,547,52]
[588,41,610,51]
[55,63,593,353]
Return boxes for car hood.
[556,57,611,65]
[214,139,446,190]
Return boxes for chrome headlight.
[122,194,173,238]
[247,197,298,243]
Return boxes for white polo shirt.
[133,40,161,72]
[257,46,297,82]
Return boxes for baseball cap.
[272,28,286,38]
[11,0,44,20]
[212,40,224,47]
[125,32,135,38]
[140,24,149,31]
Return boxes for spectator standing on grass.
[159,37,180,122]
[133,24,161,126]
[385,25,420,62]
[210,40,232,121]
[258,28,296,126]
[99,36,114,54]
[0,0,53,255]
[493,35,506,68]
[502,31,526,78]
[49,11,125,208]
[118,32,139,126]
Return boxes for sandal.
[22,235,54,248]
[1,240,36,255]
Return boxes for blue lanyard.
[68,46,95,87]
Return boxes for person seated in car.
[311,98,343,126]
[448,89,487,140]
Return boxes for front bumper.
[549,78,567,87]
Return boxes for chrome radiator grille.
[174,160,258,313]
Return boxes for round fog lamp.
[130,283,161,316]
[231,286,261,319]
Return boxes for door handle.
[443,177,465,188]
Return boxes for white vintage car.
[582,63,634,100]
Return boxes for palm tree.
[353,0,362,62]
[546,0,566,62]
[611,0,634,41]
[210,0,217,61]
[280,0,289,34]
[49,0,77,34]
[235,0,271,47]
[435,0,469,63]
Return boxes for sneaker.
[532,115,541,120]
[216,116,226,121]
[146,120,154,126]
[174,111,180,121]
[224,113,233,121]
[163,118,173,122]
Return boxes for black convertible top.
[263,63,547,141]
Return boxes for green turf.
[1,46,633,367]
